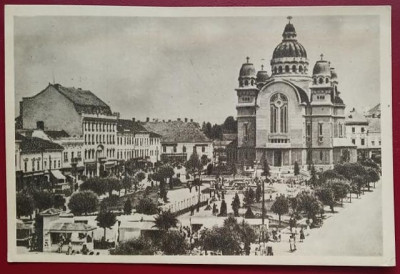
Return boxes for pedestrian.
[267,241,274,256]
[300,228,305,243]
[289,235,296,252]
[67,241,72,255]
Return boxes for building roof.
[345,108,368,125]
[222,133,237,141]
[143,121,212,144]
[44,130,70,139]
[367,118,381,133]
[366,103,381,118]
[49,222,96,232]
[117,119,148,133]
[40,208,62,216]
[19,134,64,153]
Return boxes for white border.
[5,5,394,266]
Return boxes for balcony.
[265,138,291,149]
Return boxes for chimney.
[177,118,181,121]
[132,118,136,123]
[184,118,188,122]
[190,119,193,122]
[36,121,44,130]
[168,119,171,122]
[146,117,150,122]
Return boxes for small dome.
[239,59,256,78]
[313,59,331,76]
[330,67,338,80]
[256,65,269,83]
[283,22,296,39]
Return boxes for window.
[361,127,365,133]
[320,151,323,161]
[202,146,205,153]
[352,139,356,145]
[306,123,311,142]
[64,152,68,162]
[352,127,355,133]
[318,123,323,136]
[77,151,81,160]
[37,161,40,171]
[163,146,166,153]
[319,78,323,84]
[173,146,177,153]
[278,66,282,74]
[270,93,288,133]
[299,66,303,73]
[58,160,60,168]
[325,78,329,83]
[339,123,343,137]
[371,141,375,146]
[32,159,35,171]
[71,152,74,161]
[313,78,317,84]
[361,139,365,146]
[183,146,186,153]
[285,65,289,73]
[24,161,27,172]
[244,123,249,141]
[54,160,57,169]
[379,140,381,146]
[292,65,297,73]
[44,160,47,169]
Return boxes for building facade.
[19,83,119,177]
[143,120,213,163]
[235,18,356,170]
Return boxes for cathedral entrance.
[273,150,282,166]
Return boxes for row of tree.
[17,191,66,219]
[201,116,237,140]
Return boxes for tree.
[159,181,168,203]
[105,177,122,196]
[271,195,289,226]
[153,210,178,231]
[231,193,241,217]
[136,171,146,182]
[32,191,54,212]
[201,216,255,255]
[255,184,262,203]
[243,187,255,206]
[366,167,380,190]
[296,192,323,223]
[185,151,203,211]
[319,170,346,185]
[218,199,227,216]
[244,206,255,219]
[159,230,189,255]
[100,194,120,211]
[201,154,209,167]
[53,194,66,209]
[121,176,133,194]
[294,161,300,176]
[123,198,132,215]
[315,186,336,213]
[16,193,34,219]
[68,191,99,216]
[329,181,350,206]
[96,210,117,241]
[136,198,159,215]
[222,116,237,133]
[80,177,107,196]
[111,236,156,255]
[352,175,365,198]
[309,164,318,187]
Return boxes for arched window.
[319,77,323,84]
[299,66,303,73]
[270,93,288,133]
[325,78,329,83]
[273,67,277,74]
[313,78,317,84]
[278,66,283,74]
[251,80,254,85]
[285,65,290,73]
[292,65,297,73]
[245,80,249,86]
[183,146,186,153]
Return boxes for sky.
[14,15,380,124]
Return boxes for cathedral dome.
[270,17,309,76]
[239,61,256,78]
[256,65,269,83]
[313,59,331,76]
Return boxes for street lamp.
[70,157,78,192]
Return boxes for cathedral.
[235,17,357,170]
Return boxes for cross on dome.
[246,56,250,63]
[320,53,324,61]
[287,16,293,23]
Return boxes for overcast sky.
[14,15,380,124]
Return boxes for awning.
[51,170,66,180]
[49,222,96,232]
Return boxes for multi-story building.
[116,119,161,166]
[143,119,213,163]
[19,83,118,177]
[345,105,381,162]
[235,18,356,171]
[16,133,65,191]
[345,108,369,160]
